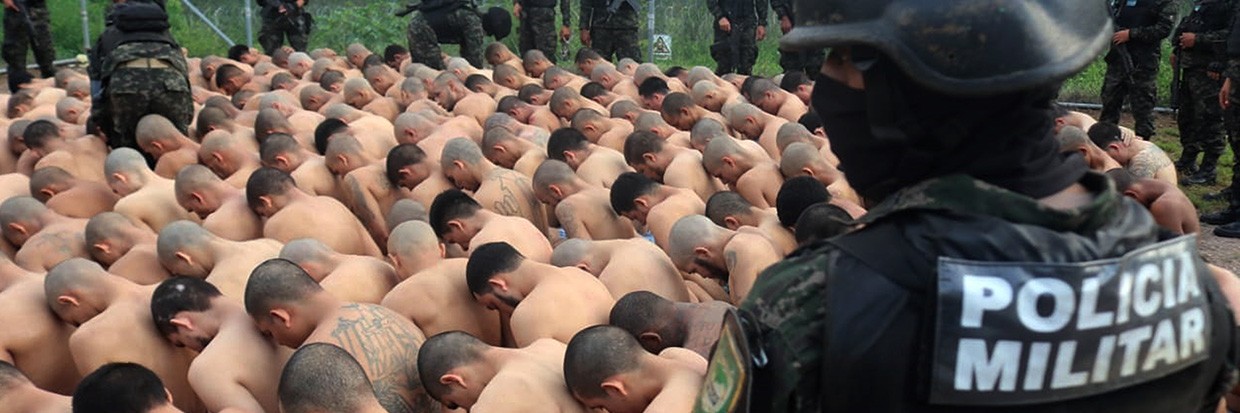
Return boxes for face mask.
[811,68,907,203]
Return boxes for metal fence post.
[647,0,655,62]
[80,0,90,51]
[244,0,254,47]
[181,0,237,45]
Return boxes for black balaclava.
[812,48,1087,204]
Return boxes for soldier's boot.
[1202,206,1240,226]
[1183,163,1218,186]
[1214,220,1240,239]
[1204,187,1234,202]
[1175,149,1200,176]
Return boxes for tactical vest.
[1113,0,1160,30]
[1180,0,1232,35]
[716,0,761,24]
[520,0,559,8]
[99,2,186,81]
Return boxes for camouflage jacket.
[1174,0,1236,69]
[578,0,638,30]
[737,173,1237,412]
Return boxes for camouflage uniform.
[407,0,486,70]
[89,3,192,166]
[518,0,571,63]
[728,173,1238,412]
[1173,0,1234,181]
[769,0,822,75]
[1207,8,1240,231]
[580,0,641,62]
[2,0,55,78]
[257,0,311,54]
[1099,0,1176,140]
[707,0,767,75]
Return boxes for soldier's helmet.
[782,0,1112,96]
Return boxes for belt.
[120,58,172,69]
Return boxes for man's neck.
[471,161,497,180]
[508,261,548,295]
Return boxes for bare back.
[475,168,549,234]
[382,260,503,345]
[0,280,79,394]
[510,269,614,346]
[265,196,382,257]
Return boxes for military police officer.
[769,0,821,75]
[579,0,640,62]
[2,0,55,78]
[1099,0,1176,140]
[406,0,487,70]
[707,0,767,75]
[89,0,192,166]
[1173,0,1235,185]
[515,0,571,63]
[257,0,311,54]
[696,1,1240,412]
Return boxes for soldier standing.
[707,0,767,75]
[89,0,192,166]
[515,0,571,63]
[696,0,1240,412]
[768,0,820,75]
[1099,0,1176,140]
[257,0,311,54]
[2,0,55,78]
[579,0,641,62]
[406,0,487,69]
[1205,2,1240,237]
[1173,0,1234,185]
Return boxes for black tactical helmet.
[782,0,1111,96]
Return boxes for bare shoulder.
[659,347,709,374]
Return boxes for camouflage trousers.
[1176,68,1227,168]
[711,22,758,75]
[258,16,309,54]
[1099,49,1160,139]
[519,7,559,63]
[2,4,55,78]
[590,27,640,62]
[1225,87,1240,206]
[407,7,485,70]
[778,47,823,75]
[100,68,193,166]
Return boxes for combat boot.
[1183,157,1219,186]
[1204,187,1234,201]
[1175,149,1200,175]
[1215,220,1240,239]
[1202,207,1240,225]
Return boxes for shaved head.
[386,199,429,232]
[779,142,824,178]
[135,114,181,147]
[155,220,215,275]
[608,291,680,353]
[702,134,743,171]
[279,238,335,269]
[775,122,814,151]
[244,258,324,318]
[563,325,645,398]
[549,238,591,268]
[667,215,725,266]
[281,343,380,413]
[441,137,485,167]
[417,331,489,401]
[387,220,440,257]
[532,159,578,193]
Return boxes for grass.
[1144,116,1235,213]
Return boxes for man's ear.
[190,192,206,206]
[763,91,777,104]
[744,115,758,127]
[210,151,225,165]
[723,216,741,230]
[583,123,598,134]
[39,187,57,199]
[447,219,465,234]
[549,185,564,199]
[563,151,577,163]
[334,154,350,169]
[637,332,664,349]
[642,153,658,166]
[491,145,508,156]
[633,197,649,210]
[487,277,509,292]
[174,251,195,267]
[269,308,293,328]
[169,316,194,331]
[601,379,629,398]
[800,166,816,177]
[7,223,28,237]
[693,246,712,260]
[273,154,291,169]
[440,373,467,389]
[452,160,468,171]
[722,156,736,168]
[55,293,80,307]
[575,262,591,273]
[111,172,129,186]
[92,242,111,256]
[260,195,275,210]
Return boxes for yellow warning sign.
[653,34,672,60]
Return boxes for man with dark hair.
[748,77,808,122]
[707,0,766,75]
[417,331,581,411]
[466,242,613,346]
[279,343,387,413]
[660,92,728,132]
[580,81,621,107]
[1106,168,1200,235]
[428,189,552,261]
[0,360,70,412]
[149,277,283,413]
[638,77,671,111]
[578,0,639,62]
[574,47,605,76]
[214,64,252,96]
[514,0,571,63]
[563,325,705,413]
[793,202,855,245]
[73,363,180,413]
[44,259,199,412]
[774,175,830,229]
[383,44,409,69]
[608,291,732,358]
[384,143,454,207]
[313,118,348,155]
[570,108,633,151]
[1087,121,1177,185]
[244,258,438,413]
[227,44,259,65]
[256,0,310,54]
[624,130,723,201]
[705,191,796,254]
[546,128,631,188]
[245,167,381,256]
[779,70,813,106]
[89,1,193,162]
[609,172,705,249]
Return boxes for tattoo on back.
[328,303,440,413]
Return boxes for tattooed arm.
[345,174,390,251]
[555,201,592,240]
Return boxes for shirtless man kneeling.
[550,239,691,302]
[0,361,70,413]
[609,291,732,359]
[667,215,784,305]
[278,343,387,413]
[564,325,705,413]
[1108,169,1200,235]
[532,160,637,241]
[417,331,584,412]
[609,172,706,250]
[150,277,285,413]
[246,167,382,257]
[429,189,553,262]
[279,238,397,304]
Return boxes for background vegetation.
[11,0,1233,209]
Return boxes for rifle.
[1170,17,1185,110]
[275,1,310,34]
